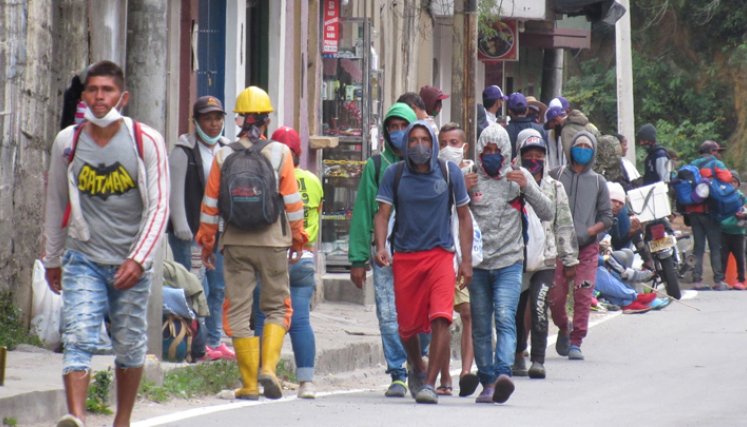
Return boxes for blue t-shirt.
[376,161,470,253]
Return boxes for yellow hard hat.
[234,86,273,114]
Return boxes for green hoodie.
[348,103,416,266]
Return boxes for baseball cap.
[699,140,726,154]
[482,85,507,102]
[544,106,566,123]
[193,96,226,117]
[517,128,546,154]
[419,85,449,114]
[507,92,527,112]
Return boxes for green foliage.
[650,119,719,164]
[2,417,18,427]
[86,369,113,415]
[478,0,500,40]
[564,59,618,131]
[0,291,42,350]
[139,360,241,402]
[139,358,299,402]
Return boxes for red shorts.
[392,247,455,339]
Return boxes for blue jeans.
[61,250,151,373]
[469,262,523,385]
[371,256,408,381]
[254,257,317,382]
[168,232,226,348]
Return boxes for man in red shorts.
[374,120,473,404]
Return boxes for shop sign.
[322,0,340,54]
[478,19,519,62]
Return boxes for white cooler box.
[627,182,671,223]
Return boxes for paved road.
[135,290,747,427]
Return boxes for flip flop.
[436,385,453,396]
[458,373,479,397]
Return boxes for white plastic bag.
[524,204,546,272]
[30,259,63,349]
[453,206,483,268]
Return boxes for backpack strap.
[372,154,383,185]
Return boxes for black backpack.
[218,139,284,231]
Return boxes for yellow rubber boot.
[233,337,260,400]
[258,323,286,399]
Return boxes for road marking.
[134,309,634,426]
[132,388,376,427]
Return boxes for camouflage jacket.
[594,134,624,184]
[535,172,579,269]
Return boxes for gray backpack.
[218,139,284,231]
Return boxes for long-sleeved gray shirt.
[470,124,554,270]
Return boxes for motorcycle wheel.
[659,256,682,300]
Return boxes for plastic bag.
[524,204,546,272]
[452,206,483,269]
[30,260,63,349]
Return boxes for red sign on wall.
[478,20,519,62]
[322,0,340,54]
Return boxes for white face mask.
[84,93,124,128]
[439,145,464,165]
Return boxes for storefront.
[316,0,381,271]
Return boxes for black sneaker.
[512,354,528,376]
[528,361,546,379]
[556,330,570,356]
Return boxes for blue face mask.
[481,153,504,177]
[388,130,406,151]
[571,146,594,165]
[408,143,432,165]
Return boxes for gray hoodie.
[470,124,554,270]
[550,131,613,248]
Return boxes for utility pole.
[463,0,478,153]
[615,0,636,165]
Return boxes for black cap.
[193,96,226,117]
[699,140,725,154]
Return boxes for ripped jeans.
[61,250,151,374]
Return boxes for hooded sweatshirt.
[560,109,600,163]
[348,103,417,266]
[470,124,554,270]
[376,121,469,253]
[517,129,578,272]
[551,131,613,248]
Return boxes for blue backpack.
[707,175,743,220]
[672,164,707,206]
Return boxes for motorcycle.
[643,219,682,300]
[628,182,682,300]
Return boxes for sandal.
[436,385,453,396]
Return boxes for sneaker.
[556,329,570,356]
[600,301,621,311]
[693,281,711,291]
[629,269,655,282]
[56,415,84,427]
[458,373,479,397]
[204,346,224,361]
[512,353,528,377]
[635,292,658,305]
[415,384,439,404]
[568,345,584,360]
[622,301,653,314]
[212,343,236,360]
[475,385,495,404]
[407,370,425,399]
[492,375,515,403]
[297,382,316,399]
[733,281,747,291]
[650,297,672,310]
[385,380,407,398]
[713,281,730,291]
[528,362,546,379]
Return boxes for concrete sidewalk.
[0,301,386,426]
